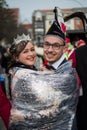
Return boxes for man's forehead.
[44,35,64,43]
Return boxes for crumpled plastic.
[10,61,79,130]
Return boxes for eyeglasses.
[43,42,65,50]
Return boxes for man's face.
[43,36,65,64]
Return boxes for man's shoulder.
[59,58,67,67]
[58,60,72,69]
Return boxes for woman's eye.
[23,48,35,53]
[31,48,35,52]
[23,50,28,53]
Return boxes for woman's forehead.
[24,42,34,48]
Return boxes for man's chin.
[46,59,55,64]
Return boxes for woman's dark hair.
[9,40,30,57]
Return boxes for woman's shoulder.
[12,67,36,78]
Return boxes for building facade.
[32,7,87,45]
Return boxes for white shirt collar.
[52,53,66,69]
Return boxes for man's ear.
[63,44,68,53]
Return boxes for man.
[42,16,66,70]
[42,7,78,130]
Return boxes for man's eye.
[53,44,59,47]
[44,42,50,46]
[46,43,50,46]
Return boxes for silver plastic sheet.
[10,61,79,130]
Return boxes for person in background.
[64,35,76,68]
[75,39,86,48]
[64,35,84,130]
[0,51,11,130]
[1,47,12,74]
[75,41,87,130]
[0,82,11,130]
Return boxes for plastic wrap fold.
[10,61,79,130]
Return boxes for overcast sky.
[6,0,87,22]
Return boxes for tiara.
[13,34,31,44]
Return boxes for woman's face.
[16,42,36,67]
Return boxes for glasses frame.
[43,41,65,50]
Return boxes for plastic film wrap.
[10,61,79,130]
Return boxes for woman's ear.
[14,55,19,62]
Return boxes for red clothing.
[0,82,11,129]
[68,50,76,68]
[43,60,48,66]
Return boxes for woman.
[8,34,37,130]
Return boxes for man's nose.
[48,45,54,51]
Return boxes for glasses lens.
[44,42,50,49]
[53,43,60,50]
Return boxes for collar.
[52,53,66,69]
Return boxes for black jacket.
[76,45,87,130]
[76,45,87,97]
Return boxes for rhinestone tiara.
[13,33,31,44]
